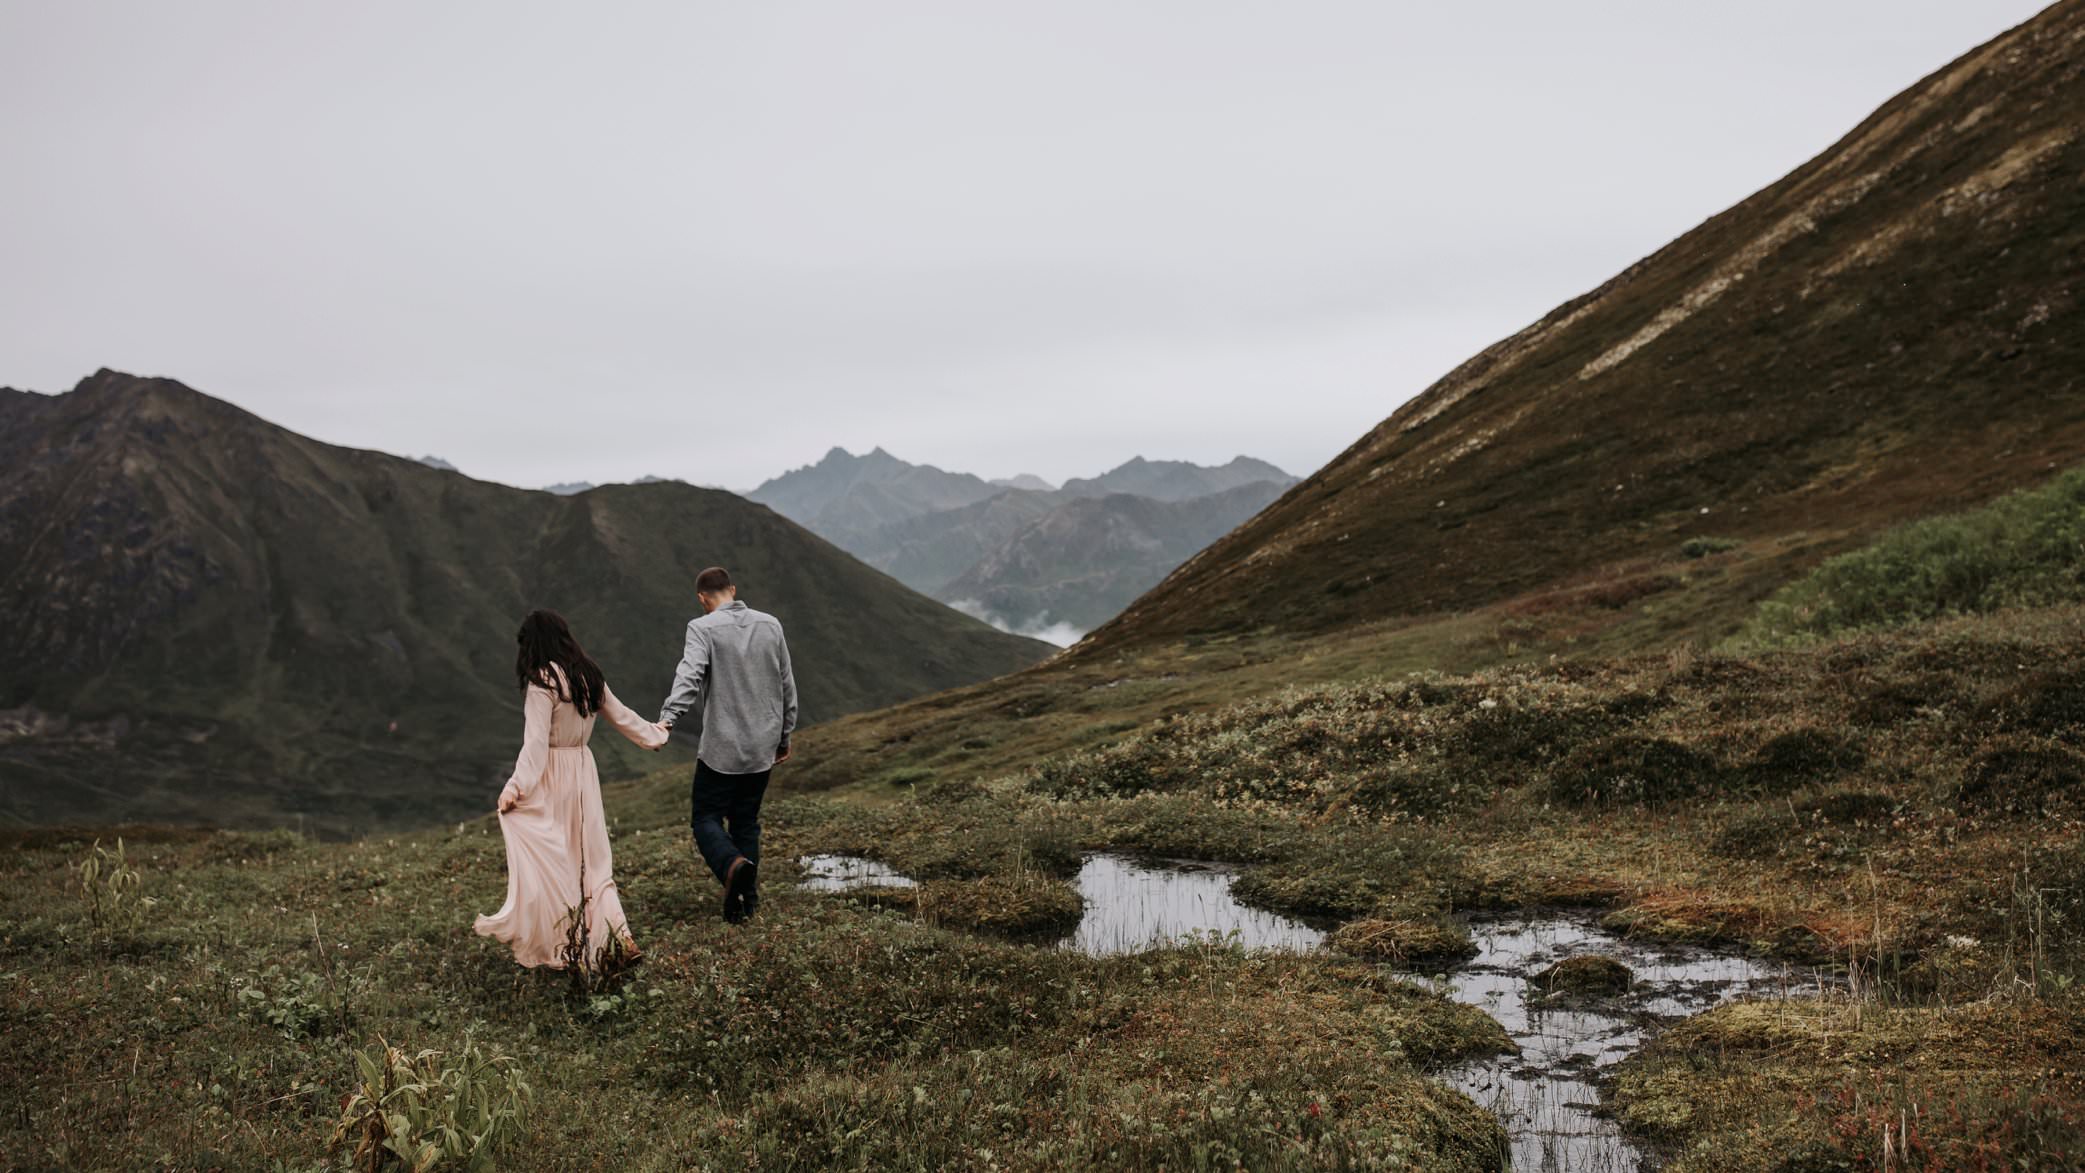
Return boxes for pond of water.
[1063,853,1326,955]
[797,853,917,891]
[799,854,1819,1171]
[1407,913,1820,1173]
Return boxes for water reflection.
[795,852,1322,954]
[799,854,1820,1171]
[1412,914,1820,1172]
[1064,854,1325,956]
[797,853,917,890]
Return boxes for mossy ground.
[9,594,2085,1168]
[0,812,1511,1170]
[785,599,2085,1167]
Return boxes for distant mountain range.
[0,372,1048,832]
[543,475,679,496]
[991,474,1055,492]
[940,482,1292,633]
[417,463,687,497]
[1057,455,1292,502]
[414,442,1296,644]
[748,447,1005,551]
[747,449,1297,642]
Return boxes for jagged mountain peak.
[991,474,1057,492]
[1060,455,1299,503]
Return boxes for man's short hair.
[695,566,734,594]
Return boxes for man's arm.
[659,622,709,726]
[775,626,798,759]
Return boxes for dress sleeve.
[600,682,669,750]
[498,684,555,807]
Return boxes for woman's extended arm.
[600,682,670,751]
[497,684,555,812]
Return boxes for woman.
[474,610,668,969]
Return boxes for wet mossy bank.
[11,604,2085,1167]
[780,607,2085,1166]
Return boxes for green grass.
[1733,463,2085,649]
[10,600,2085,1168]
[0,816,1511,1170]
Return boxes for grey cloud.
[0,1,2050,490]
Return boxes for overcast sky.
[0,2,2052,491]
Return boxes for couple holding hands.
[473,566,796,968]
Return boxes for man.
[659,566,797,923]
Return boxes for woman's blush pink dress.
[474,670,667,968]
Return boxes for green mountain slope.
[0,372,1049,832]
[1085,4,2085,656]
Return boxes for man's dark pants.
[690,758,770,888]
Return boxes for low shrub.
[1793,790,1898,824]
[915,874,1085,939]
[1980,663,2085,743]
[1444,697,1634,780]
[915,776,987,804]
[1745,729,1866,793]
[1547,736,1726,805]
[2019,837,2085,982]
[876,765,934,788]
[1030,740,1178,799]
[235,965,352,1040]
[1344,764,1491,820]
[1956,736,2085,816]
[1711,810,1800,860]
[1681,536,1742,559]
[1846,673,1959,726]
[1230,832,1464,920]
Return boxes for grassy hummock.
[11,599,2085,1167]
[1529,956,1632,996]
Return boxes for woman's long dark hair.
[514,609,605,717]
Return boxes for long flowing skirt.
[474,745,634,968]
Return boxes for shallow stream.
[1415,913,1818,1172]
[800,853,1817,1170]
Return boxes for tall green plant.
[331,1039,531,1173]
[73,837,144,941]
[556,847,639,1001]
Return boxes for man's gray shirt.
[659,600,798,774]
